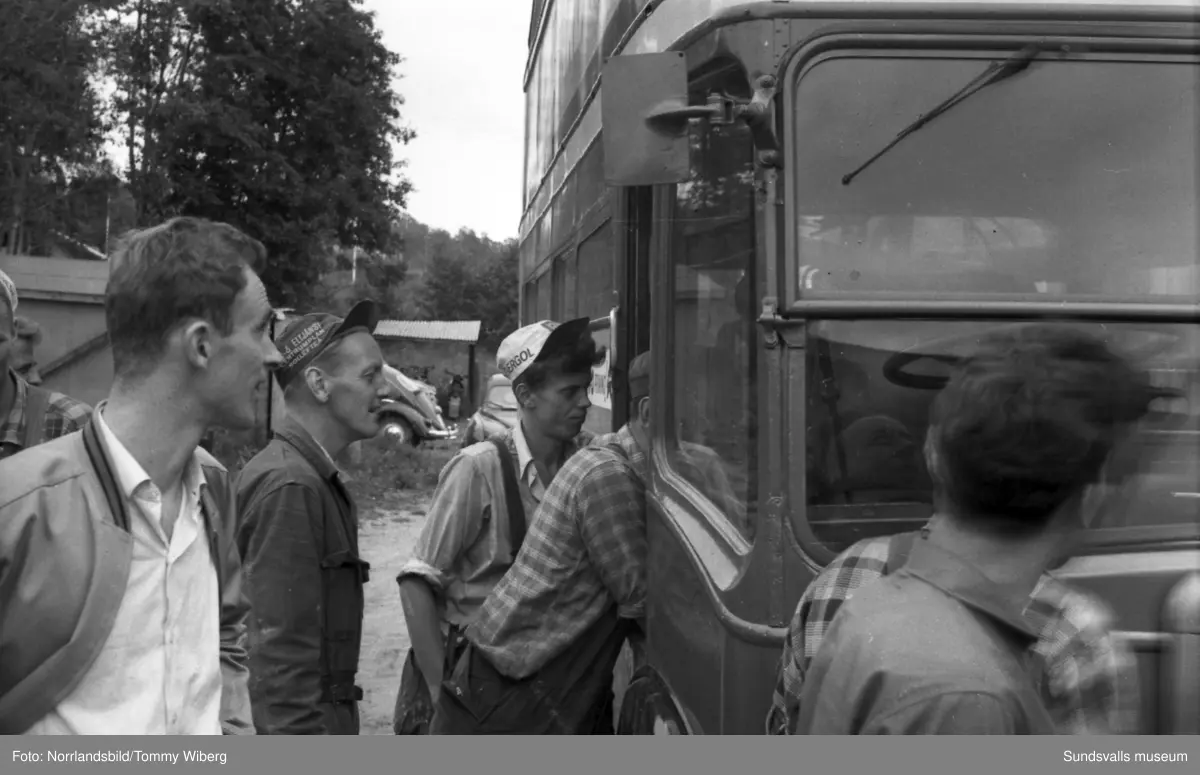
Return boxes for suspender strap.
[22,385,50,450]
[489,437,528,551]
[81,419,131,533]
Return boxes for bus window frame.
[653,182,756,562]
[778,31,1200,565]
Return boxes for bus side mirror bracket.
[603,52,781,186]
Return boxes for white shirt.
[26,410,223,735]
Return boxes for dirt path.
[356,492,431,735]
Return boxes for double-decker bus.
[518,0,1200,734]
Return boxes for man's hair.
[513,330,605,394]
[928,324,1155,535]
[106,217,266,378]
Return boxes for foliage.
[0,0,116,254]
[103,0,414,307]
[416,226,519,349]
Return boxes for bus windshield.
[793,52,1198,300]
[791,50,1200,551]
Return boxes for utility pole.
[351,245,358,284]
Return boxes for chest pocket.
[317,487,370,696]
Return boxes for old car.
[378,363,457,446]
[459,373,518,447]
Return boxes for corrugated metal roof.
[374,319,482,343]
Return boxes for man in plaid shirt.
[766,529,1141,735]
[0,270,92,461]
[429,351,653,735]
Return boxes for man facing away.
[235,300,390,735]
[0,270,92,461]
[791,324,1156,735]
[429,349,655,735]
[394,317,602,734]
[0,216,282,734]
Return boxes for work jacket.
[235,417,369,735]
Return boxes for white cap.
[496,317,590,383]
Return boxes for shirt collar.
[511,419,538,485]
[897,535,1041,645]
[277,414,341,480]
[93,401,205,501]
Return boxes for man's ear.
[637,396,651,425]
[513,381,534,409]
[181,320,214,369]
[304,366,330,403]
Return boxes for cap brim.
[536,316,592,362]
[331,299,380,341]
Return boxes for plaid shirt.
[466,424,648,680]
[0,370,93,461]
[767,533,1140,735]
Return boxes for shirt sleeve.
[576,455,647,620]
[237,481,328,735]
[865,692,1018,735]
[396,450,491,591]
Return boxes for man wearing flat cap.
[235,300,390,735]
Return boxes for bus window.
[792,51,1199,554]
[577,224,614,321]
[804,320,1200,553]
[668,62,758,541]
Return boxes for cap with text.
[274,299,379,389]
[497,317,591,383]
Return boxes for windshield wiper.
[841,44,1042,186]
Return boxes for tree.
[0,0,114,254]
[107,0,414,306]
[418,232,519,350]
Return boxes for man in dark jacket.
[235,300,390,735]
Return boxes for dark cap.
[274,299,379,388]
[628,349,651,401]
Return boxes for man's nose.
[263,340,284,368]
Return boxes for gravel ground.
[356,492,430,735]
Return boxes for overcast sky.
[364,0,530,242]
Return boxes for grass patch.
[343,438,456,510]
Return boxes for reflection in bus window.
[804,320,1200,554]
[793,55,1198,299]
[670,62,758,541]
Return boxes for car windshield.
[791,50,1200,551]
[487,385,518,410]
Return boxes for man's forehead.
[238,269,272,314]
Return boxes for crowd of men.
[0,216,1158,735]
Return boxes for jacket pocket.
[320,550,369,675]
